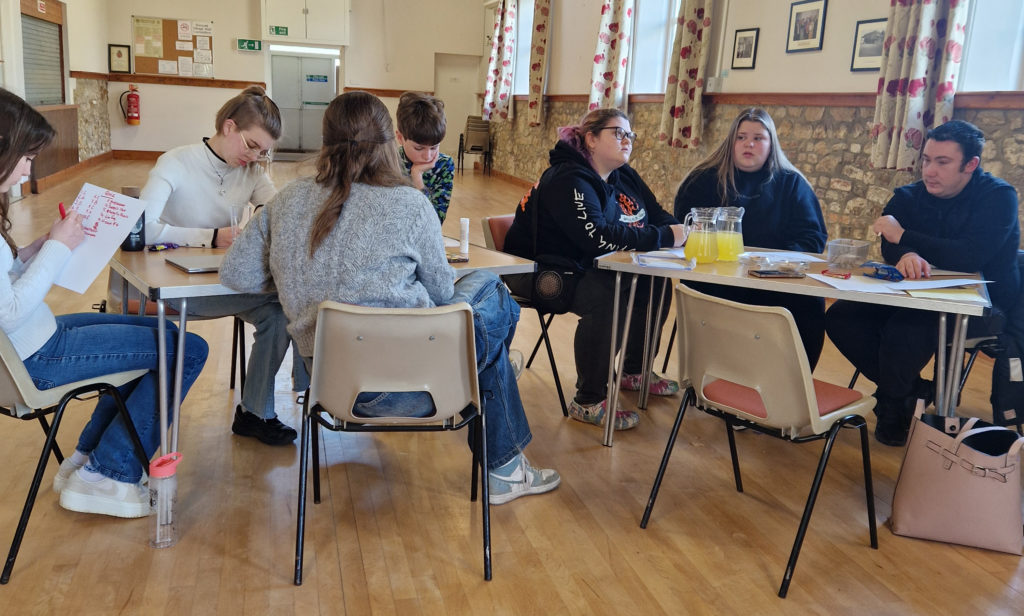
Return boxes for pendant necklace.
[204,139,228,197]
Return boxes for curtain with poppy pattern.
[527,0,552,126]
[869,0,970,170]
[588,0,635,111]
[658,0,713,148]
[483,0,518,121]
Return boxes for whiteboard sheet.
[54,184,146,294]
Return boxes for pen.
[58,202,66,219]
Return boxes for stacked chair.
[457,115,492,175]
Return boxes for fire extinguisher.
[120,84,141,125]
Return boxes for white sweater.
[141,141,277,246]
[0,240,72,359]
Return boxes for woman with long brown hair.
[221,91,559,505]
[0,88,207,517]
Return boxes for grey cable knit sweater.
[220,176,456,357]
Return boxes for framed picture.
[108,44,131,74]
[851,18,887,71]
[786,0,828,53]
[731,28,760,70]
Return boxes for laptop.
[164,254,224,274]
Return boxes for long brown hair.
[679,107,805,205]
[309,91,410,255]
[0,88,56,257]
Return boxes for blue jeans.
[22,313,209,483]
[319,271,533,470]
[171,293,308,419]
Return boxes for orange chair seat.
[702,378,863,419]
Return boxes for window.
[961,0,1024,91]
[512,0,535,95]
[629,0,681,94]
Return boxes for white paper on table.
[886,278,990,290]
[54,184,146,294]
[741,250,825,263]
[640,247,689,259]
[807,273,903,294]
[633,253,696,270]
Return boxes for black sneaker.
[231,405,297,446]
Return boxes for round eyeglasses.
[598,126,637,143]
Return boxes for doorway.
[270,52,338,156]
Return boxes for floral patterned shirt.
[398,147,454,225]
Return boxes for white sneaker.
[59,472,151,518]
[488,454,560,505]
[52,458,83,494]
[509,349,524,381]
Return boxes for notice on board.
[54,184,146,294]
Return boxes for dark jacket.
[504,141,679,269]
[673,166,827,253]
[881,168,1020,312]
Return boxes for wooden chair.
[293,300,490,584]
[482,215,568,416]
[0,331,149,584]
[641,283,877,598]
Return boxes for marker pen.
[58,202,66,219]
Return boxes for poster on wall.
[851,18,887,71]
[732,28,759,70]
[133,16,164,57]
[786,0,828,53]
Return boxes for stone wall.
[491,100,1024,254]
[73,78,111,160]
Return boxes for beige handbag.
[891,407,1024,554]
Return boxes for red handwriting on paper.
[73,190,132,238]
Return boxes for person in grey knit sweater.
[220,91,559,505]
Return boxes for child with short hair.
[395,92,455,224]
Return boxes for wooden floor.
[2,159,1022,614]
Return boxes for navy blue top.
[881,168,1020,312]
[504,141,679,269]
[673,166,827,253]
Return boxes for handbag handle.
[915,403,979,435]
[952,425,1024,459]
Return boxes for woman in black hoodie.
[504,108,686,431]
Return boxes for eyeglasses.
[598,126,637,143]
[238,130,272,159]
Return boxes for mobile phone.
[749,270,806,278]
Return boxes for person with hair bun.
[503,108,688,432]
[116,86,305,446]
[220,91,560,505]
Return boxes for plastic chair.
[481,215,568,416]
[0,330,150,584]
[641,284,877,598]
[293,300,491,584]
[457,116,492,175]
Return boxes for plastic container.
[150,452,182,548]
[827,238,870,271]
[738,253,811,274]
[459,217,470,255]
[120,186,145,251]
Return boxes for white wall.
[65,0,109,73]
[546,0,602,94]
[712,0,886,93]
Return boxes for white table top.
[594,251,991,317]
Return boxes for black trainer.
[231,405,297,446]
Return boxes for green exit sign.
[268,25,288,36]
[237,38,262,51]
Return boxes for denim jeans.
[318,270,532,470]
[170,293,308,418]
[22,313,209,483]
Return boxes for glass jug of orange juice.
[715,207,745,261]
[683,207,719,263]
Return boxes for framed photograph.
[108,44,131,74]
[731,28,760,70]
[851,18,887,71]
[786,0,828,53]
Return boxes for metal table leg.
[638,279,669,411]
[172,298,188,453]
[157,300,168,456]
[941,314,969,418]
[603,274,638,447]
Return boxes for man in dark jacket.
[826,120,1020,446]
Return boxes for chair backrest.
[675,283,829,435]
[309,300,481,426]
[463,129,490,153]
[0,329,35,416]
[481,214,515,252]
